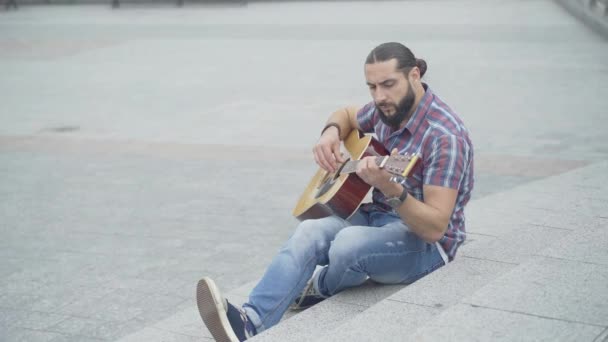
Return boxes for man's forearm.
[381,182,449,243]
[325,106,359,140]
[399,196,448,242]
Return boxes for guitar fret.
[341,161,357,174]
[340,157,385,175]
[337,155,418,177]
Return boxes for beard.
[376,81,415,129]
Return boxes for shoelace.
[238,308,255,338]
[303,281,318,297]
[292,281,314,309]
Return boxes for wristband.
[321,123,341,138]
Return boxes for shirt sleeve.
[423,134,470,189]
[356,102,377,134]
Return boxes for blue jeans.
[242,209,446,333]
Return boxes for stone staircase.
[118,161,608,341]
[253,161,608,342]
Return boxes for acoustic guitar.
[292,130,420,221]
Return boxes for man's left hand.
[355,155,395,191]
[356,148,404,195]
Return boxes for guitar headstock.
[378,153,421,181]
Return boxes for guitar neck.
[340,160,359,174]
[340,157,384,174]
[340,154,419,178]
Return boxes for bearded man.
[196,42,474,342]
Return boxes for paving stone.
[47,334,105,342]
[328,280,405,307]
[0,276,47,295]
[136,294,190,323]
[100,276,193,299]
[113,283,252,341]
[471,174,540,200]
[1,327,64,342]
[594,327,608,342]
[0,307,68,331]
[466,199,600,235]
[10,310,71,331]
[115,327,206,342]
[408,304,604,342]
[0,259,24,279]
[46,316,113,337]
[461,224,572,265]
[87,317,153,341]
[144,306,210,340]
[317,300,440,342]
[38,285,117,314]
[251,300,366,342]
[389,256,515,308]
[57,288,147,321]
[537,222,608,266]
[48,314,148,341]
[0,291,48,312]
[0,307,22,329]
[463,256,608,326]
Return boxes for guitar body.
[293,130,388,221]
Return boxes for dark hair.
[365,42,427,77]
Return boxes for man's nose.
[374,89,387,103]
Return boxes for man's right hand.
[313,126,345,173]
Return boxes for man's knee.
[328,226,369,267]
[290,218,337,256]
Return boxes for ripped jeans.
[242,209,447,333]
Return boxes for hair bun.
[416,58,427,77]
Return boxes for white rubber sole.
[196,277,240,342]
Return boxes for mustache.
[375,101,394,108]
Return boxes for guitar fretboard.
[339,157,384,174]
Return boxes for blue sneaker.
[196,277,257,342]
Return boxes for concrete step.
[254,161,608,342]
[249,280,406,342]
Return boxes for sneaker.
[290,275,328,311]
[196,277,256,342]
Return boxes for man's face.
[365,59,415,128]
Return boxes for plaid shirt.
[357,84,474,260]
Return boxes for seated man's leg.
[317,214,446,296]
[242,214,353,332]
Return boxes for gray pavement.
[1,1,608,341]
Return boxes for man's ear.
[409,67,420,82]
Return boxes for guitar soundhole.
[314,159,349,199]
[315,177,335,199]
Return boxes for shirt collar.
[402,83,433,135]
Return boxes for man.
[196,42,474,341]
